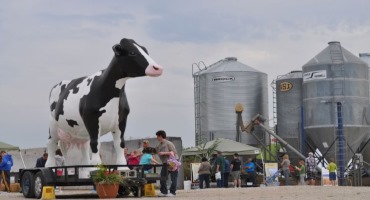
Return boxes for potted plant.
[91,164,124,199]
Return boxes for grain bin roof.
[303,41,366,67]
[198,57,264,75]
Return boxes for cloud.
[1,0,370,149]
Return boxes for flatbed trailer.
[19,164,167,199]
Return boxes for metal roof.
[303,41,366,67]
[196,57,264,75]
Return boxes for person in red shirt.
[127,150,141,169]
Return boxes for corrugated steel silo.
[303,42,370,164]
[276,71,303,163]
[359,53,370,164]
[193,57,268,146]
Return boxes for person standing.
[55,149,65,192]
[55,149,65,167]
[36,153,48,167]
[138,140,150,157]
[243,158,256,187]
[295,159,306,185]
[224,157,230,188]
[281,154,291,186]
[123,147,129,162]
[327,158,337,186]
[198,157,212,189]
[230,153,242,188]
[143,140,150,148]
[155,130,178,197]
[214,151,225,188]
[305,152,317,186]
[0,151,13,192]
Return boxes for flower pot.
[96,183,119,199]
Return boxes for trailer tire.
[118,185,130,196]
[33,171,46,199]
[21,171,35,198]
[132,186,143,197]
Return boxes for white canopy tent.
[0,141,26,168]
[182,138,261,156]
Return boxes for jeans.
[160,167,178,195]
[283,169,290,186]
[216,173,224,188]
[199,174,210,189]
[223,172,230,188]
[299,174,306,185]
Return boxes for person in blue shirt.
[224,157,230,188]
[139,147,160,173]
[0,151,13,192]
[243,158,256,187]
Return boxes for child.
[295,159,306,185]
[327,158,337,186]
[139,147,160,173]
[127,149,141,169]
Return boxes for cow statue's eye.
[129,51,137,56]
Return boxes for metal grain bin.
[302,42,370,164]
[276,71,303,163]
[359,53,370,164]
[193,57,268,146]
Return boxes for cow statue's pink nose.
[145,65,163,77]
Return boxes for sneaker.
[158,192,167,197]
[166,193,175,197]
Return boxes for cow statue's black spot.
[66,119,78,127]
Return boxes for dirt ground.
[2,186,370,200]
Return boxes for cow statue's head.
[112,38,163,78]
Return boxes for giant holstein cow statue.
[45,38,163,167]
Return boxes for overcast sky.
[1,0,370,149]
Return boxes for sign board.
[212,76,235,82]
[264,163,278,181]
[279,81,293,92]
[303,70,327,82]
[191,163,201,183]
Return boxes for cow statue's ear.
[112,44,122,56]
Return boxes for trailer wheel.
[118,185,130,196]
[33,171,46,199]
[21,171,35,198]
[132,186,143,197]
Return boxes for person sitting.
[243,158,256,187]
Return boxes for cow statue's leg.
[80,141,91,165]
[45,119,59,167]
[83,114,103,165]
[112,130,126,165]
[90,140,101,165]
[112,130,129,170]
